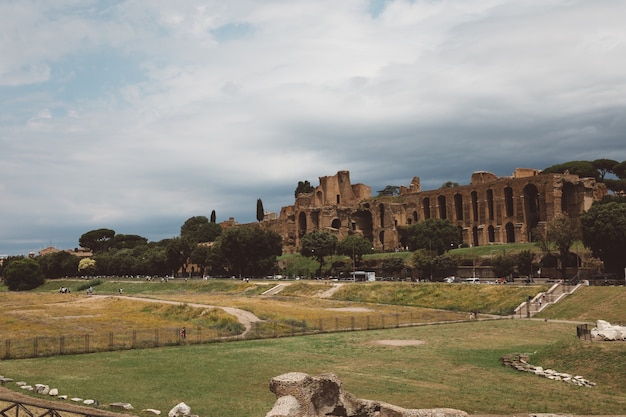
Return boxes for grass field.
[0,279,624,417]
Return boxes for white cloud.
[1,0,626,254]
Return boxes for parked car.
[464,277,480,284]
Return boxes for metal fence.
[0,312,470,360]
[576,323,592,341]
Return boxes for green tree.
[592,158,618,180]
[377,186,400,196]
[542,161,599,180]
[543,215,580,279]
[165,238,193,277]
[300,231,338,277]
[219,227,282,277]
[78,258,96,276]
[580,200,626,278]
[3,257,45,291]
[381,257,405,279]
[78,228,116,252]
[613,161,626,179]
[38,251,80,279]
[440,181,460,189]
[295,180,315,197]
[256,198,265,222]
[407,218,460,255]
[491,254,516,280]
[336,235,372,268]
[411,249,435,281]
[181,216,222,244]
[108,234,148,250]
[190,244,212,277]
[516,249,535,278]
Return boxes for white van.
[464,277,480,284]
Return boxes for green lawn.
[0,279,624,417]
[1,320,625,417]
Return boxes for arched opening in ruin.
[438,195,447,219]
[352,210,373,241]
[331,218,341,229]
[472,226,479,247]
[409,210,418,224]
[311,211,320,230]
[488,225,495,243]
[379,204,385,228]
[487,189,495,220]
[561,182,579,217]
[505,222,515,243]
[378,230,385,250]
[454,193,463,221]
[504,187,514,217]
[298,212,307,237]
[471,191,478,222]
[423,197,431,219]
[316,190,324,206]
[523,184,540,240]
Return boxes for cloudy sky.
[1,0,626,256]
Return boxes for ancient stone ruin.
[500,354,595,387]
[591,320,626,341]
[265,372,467,417]
[258,169,606,254]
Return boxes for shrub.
[3,258,45,291]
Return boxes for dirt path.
[87,295,262,336]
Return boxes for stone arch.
[523,183,540,238]
[561,182,579,217]
[487,189,495,220]
[311,211,320,230]
[438,195,447,219]
[471,191,478,222]
[423,197,431,219]
[352,210,373,241]
[505,222,515,243]
[331,218,341,229]
[454,193,463,221]
[298,212,307,237]
[504,187,514,217]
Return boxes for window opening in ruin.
[331,218,341,229]
[438,195,447,219]
[488,225,495,243]
[379,204,385,228]
[298,212,307,237]
[472,226,479,247]
[505,222,515,243]
[471,191,478,222]
[454,193,463,221]
[378,230,385,251]
[423,198,431,219]
[487,189,494,220]
[504,187,514,217]
[413,211,418,222]
[311,211,320,230]
[561,182,578,218]
[336,194,340,205]
[523,184,540,237]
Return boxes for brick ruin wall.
[261,169,607,255]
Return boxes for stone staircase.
[513,282,582,318]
